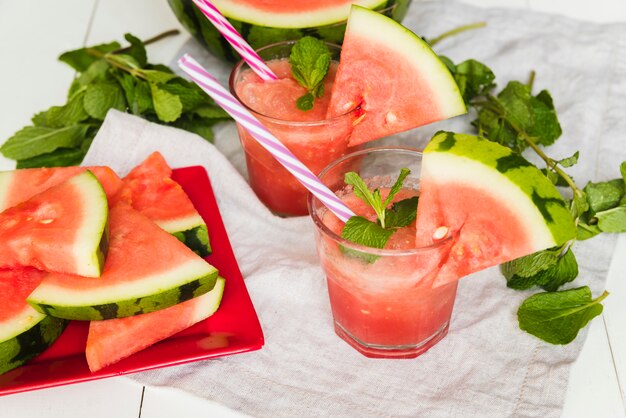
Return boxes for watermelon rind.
[209,0,388,28]
[171,224,212,258]
[27,259,218,321]
[424,132,576,247]
[68,171,110,277]
[0,312,67,375]
[168,0,410,62]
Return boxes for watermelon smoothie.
[308,147,459,358]
[229,41,358,216]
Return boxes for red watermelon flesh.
[0,171,108,278]
[0,166,122,212]
[122,152,199,228]
[0,268,46,324]
[85,277,225,372]
[326,6,466,146]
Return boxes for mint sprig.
[289,36,331,111]
[340,169,417,261]
[0,30,231,168]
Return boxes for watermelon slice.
[85,277,225,372]
[0,166,122,212]
[168,0,410,62]
[0,268,67,375]
[415,132,577,287]
[27,202,218,321]
[327,5,467,146]
[122,152,211,257]
[0,171,109,278]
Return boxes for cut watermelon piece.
[169,0,410,62]
[415,132,577,287]
[0,268,67,375]
[85,277,225,372]
[0,166,122,212]
[327,5,467,146]
[122,152,211,257]
[0,171,109,278]
[27,202,218,320]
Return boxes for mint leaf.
[16,147,86,169]
[289,36,331,111]
[33,90,89,128]
[539,247,579,292]
[443,57,495,104]
[344,172,382,217]
[296,92,315,111]
[385,197,418,228]
[557,150,579,168]
[192,104,230,120]
[0,124,88,160]
[517,287,607,344]
[84,81,127,120]
[384,168,411,207]
[341,216,394,249]
[577,220,602,241]
[584,179,624,215]
[595,206,626,233]
[59,42,120,72]
[140,69,178,84]
[621,161,626,185]
[502,247,561,280]
[124,33,147,67]
[150,83,183,122]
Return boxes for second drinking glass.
[229,41,358,217]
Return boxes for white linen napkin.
[82,1,626,416]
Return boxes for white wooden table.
[0,1,624,416]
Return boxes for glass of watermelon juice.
[229,41,359,217]
[308,147,459,358]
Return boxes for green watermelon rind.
[424,132,577,247]
[171,224,212,258]
[68,171,109,278]
[192,276,225,322]
[346,5,466,120]
[27,259,219,321]
[169,0,410,62]
[210,0,388,28]
[0,314,68,375]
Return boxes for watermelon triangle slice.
[85,277,225,372]
[121,152,211,257]
[0,166,122,212]
[27,202,219,321]
[0,268,67,375]
[0,171,109,278]
[415,132,577,287]
[327,5,467,146]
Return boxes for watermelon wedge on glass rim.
[415,132,577,288]
[27,202,218,321]
[121,152,212,257]
[327,5,467,146]
[168,0,411,62]
[85,277,225,372]
[0,268,67,375]
[0,171,109,278]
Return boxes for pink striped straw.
[178,54,355,223]
[192,0,278,81]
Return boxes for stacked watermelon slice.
[0,153,224,374]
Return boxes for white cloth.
[83,1,626,416]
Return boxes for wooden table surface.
[0,0,624,416]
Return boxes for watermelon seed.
[385,111,397,126]
[352,113,366,126]
[39,219,54,224]
[433,226,449,240]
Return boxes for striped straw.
[192,0,277,81]
[178,54,355,223]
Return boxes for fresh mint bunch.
[289,36,332,111]
[340,169,418,262]
[0,30,230,168]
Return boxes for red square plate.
[0,166,264,395]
